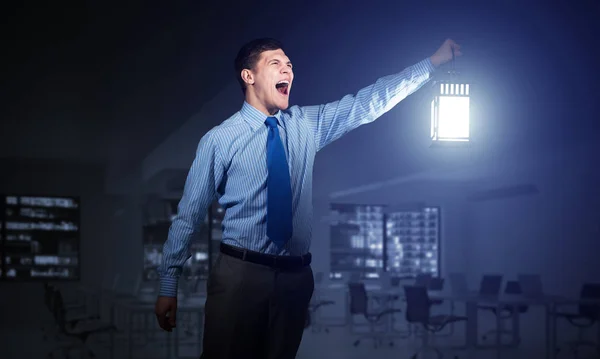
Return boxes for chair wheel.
[353,339,360,347]
[410,354,418,359]
[482,335,487,340]
[389,341,394,347]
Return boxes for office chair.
[517,274,544,298]
[554,283,600,358]
[480,280,528,345]
[400,273,435,305]
[43,284,100,341]
[48,288,115,358]
[348,282,402,348]
[426,277,457,338]
[415,273,433,287]
[428,277,445,305]
[390,277,402,287]
[404,285,466,359]
[478,274,503,297]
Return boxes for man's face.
[245,49,294,114]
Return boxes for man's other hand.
[430,39,462,67]
[155,296,177,331]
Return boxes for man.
[155,37,461,358]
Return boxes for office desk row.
[313,283,600,359]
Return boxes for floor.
[0,324,584,359]
[1,302,596,359]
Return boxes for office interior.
[2,2,599,359]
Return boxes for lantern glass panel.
[438,95,470,140]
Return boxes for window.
[329,204,441,280]
[329,204,385,281]
[1,195,81,280]
[385,207,441,277]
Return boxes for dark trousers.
[200,252,314,359]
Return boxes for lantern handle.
[447,46,458,79]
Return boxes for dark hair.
[234,38,284,94]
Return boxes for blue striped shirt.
[159,58,436,296]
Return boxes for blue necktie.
[265,116,293,248]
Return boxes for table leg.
[511,308,520,346]
[495,303,502,359]
[466,301,478,348]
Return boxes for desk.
[373,289,599,359]
[425,292,570,359]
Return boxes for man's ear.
[241,69,254,86]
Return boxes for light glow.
[438,96,470,140]
[431,82,471,142]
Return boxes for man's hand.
[430,39,462,67]
[155,296,177,332]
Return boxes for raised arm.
[301,39,461,151]
[158,130,225,297]
[301,58,435,151]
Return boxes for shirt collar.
[240,101,282,131]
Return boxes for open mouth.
[275,80,289,96]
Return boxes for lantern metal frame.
[430,75,472,146]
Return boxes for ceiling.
[2,1,599,172]
[1,1,313,165]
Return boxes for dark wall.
[467,155,600,296]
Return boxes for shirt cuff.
[159,276,179,297]
[417,57,437,76]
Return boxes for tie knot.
[265,116,278,128]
